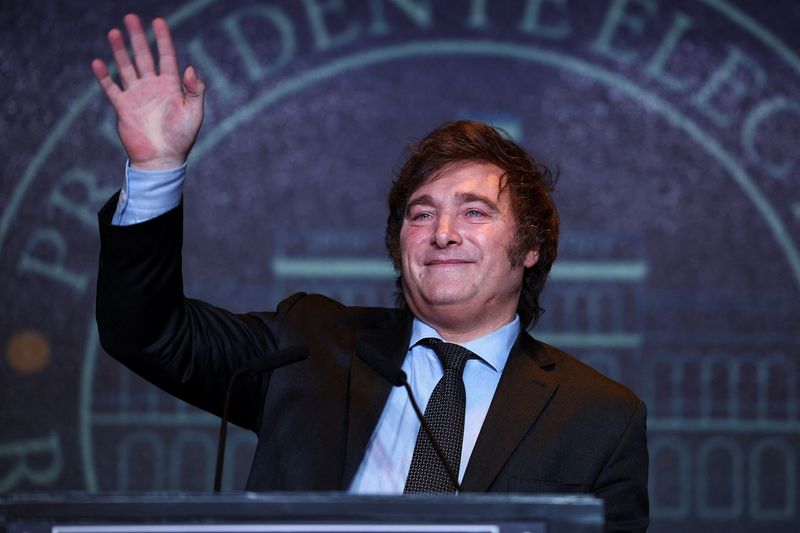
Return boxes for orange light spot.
[6,330,51,375]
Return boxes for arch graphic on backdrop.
[0,0,791,490]
[1,0,799,276]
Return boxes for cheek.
[400,226,425,252]
[470,232,496,254]
[399,228,415,269]
[399,229,409,257]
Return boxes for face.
[399,162,538,331]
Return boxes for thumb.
[183,66,206,100]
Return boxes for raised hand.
[91,14,205,170]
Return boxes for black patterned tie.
[404,337,474,493]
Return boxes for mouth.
[425,259,472,266]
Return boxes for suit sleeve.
[96,193,299,430]
[594,399,649,533]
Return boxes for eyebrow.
[455,192,499,211]
[405,194,435,214]
[405,192,500,215]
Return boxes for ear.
[523,248,539,268]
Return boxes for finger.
[153,18,179,78]
[183,66,206,100]
[107,27,138,88]
[91,58,122,105]
[123,13,156,77]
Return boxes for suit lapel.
[341,309,413,489]
[461,332,559,492]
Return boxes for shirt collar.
[409,316,520,374]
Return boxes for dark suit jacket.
[96,196,648,532]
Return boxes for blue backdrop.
[2,1,799,531]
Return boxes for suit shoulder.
[534,338,643,408]
[277,292,401,326]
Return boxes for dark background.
[2,1,799,531]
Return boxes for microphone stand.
[214,367,250,493]
[213,346,309,493]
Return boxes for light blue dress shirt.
[349,317,518,493]
[112,162,185,225]
[113,163,520,493]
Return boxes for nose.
[433,213,462,248]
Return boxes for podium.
[1,493,603,533]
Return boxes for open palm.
[92,14,204,170]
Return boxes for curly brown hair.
[385,120,559,328]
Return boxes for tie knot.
[419,338,473,372]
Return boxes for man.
[93,14,648,532]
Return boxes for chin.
[421,289,474,307]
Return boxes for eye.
[465,209,485,218]
[411,211,433,221]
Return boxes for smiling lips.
[424,258,473,266]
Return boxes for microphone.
[356,343,462,492]
[214,345,310,492]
